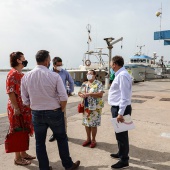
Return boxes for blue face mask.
[110,68,115,73]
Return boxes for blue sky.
[0,0,170,69]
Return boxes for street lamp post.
[103,37,114,90]
[104,37,123,89]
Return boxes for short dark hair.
[112,55,124,67]
[10,51,24,67]
[36,50,49,63]
[52,57,62,65]
[89,69,96,76]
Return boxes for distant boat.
[125,55,156,82]
[67,24,125,86]
[67,49,108,86]
[125,46,167,82]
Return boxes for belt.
[112,106,119,108]
[32,108,61,112]
[53,107,61,111]
[112,105,131,108]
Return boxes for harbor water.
[0,72,8,114]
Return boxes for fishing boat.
[67,24,123,86]
[125,46,167,82]
[67,49,109,86]
[125,55,156,82]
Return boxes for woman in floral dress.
[6,52,35,165]
[78,70,104,148]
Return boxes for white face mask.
[56,66,62,71]
[87,74,93,80]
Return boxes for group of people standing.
[6,50,79,170]
[6,50,132,170]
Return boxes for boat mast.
[156,3,162,39]
[160,3,162,35]
[86,24,91,60]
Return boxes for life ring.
[85,59,91,66]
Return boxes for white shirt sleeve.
[118,75,131,115]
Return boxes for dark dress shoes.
[110,153,119,159]
[111,161,129,169]
[49,135,55,142]
[66,160,80,170]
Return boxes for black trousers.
[111,105,132,163]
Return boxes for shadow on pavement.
[23,160,63,170]
[69,137,170,170]
[78,165,109,169]
[23,159,109,170]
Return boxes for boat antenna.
[156,3,162,39]
[86,24,92,60]
[137,45,145,55]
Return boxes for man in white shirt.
[108,55,132,169]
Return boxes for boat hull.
[126,65,155,82]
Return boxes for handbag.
[5,115,29,153]
[78,85,87,113]
[78,103,84,113]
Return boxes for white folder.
[111,115,135,133]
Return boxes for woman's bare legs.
[91,127,97,142]
[85,126,91,142]
[15,152,21,160]
[14,152,31,165]
[20,151,26,157]
[20,151,36,160]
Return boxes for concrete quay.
[0,79,170,170]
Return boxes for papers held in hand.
[111,115,135,133]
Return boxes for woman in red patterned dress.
[6,52,35,165]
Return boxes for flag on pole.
[89,35,92,41]
[87,35,92,44]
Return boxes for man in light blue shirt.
[53,60,74,95]
[49,57,74,142]
[108,55,132,169]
